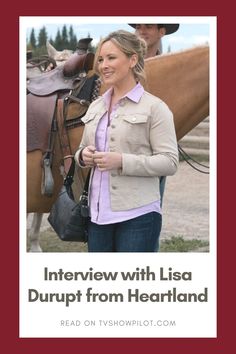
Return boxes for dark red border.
[2,2,233,353]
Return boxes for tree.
[54,28,63,50]
[48,37,54,47]
[29,28,36,49]
[69,25,77,50]
[38,26,48,48]
[61,25,69,48]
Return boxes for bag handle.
[64,159,91,193]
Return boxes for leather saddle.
[27,38,97,196]
[27,52,95,96]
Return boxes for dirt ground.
[27,161,210,252]
[161,162,209,241]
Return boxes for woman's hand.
[93,151,122,171]
[81,145,97,167]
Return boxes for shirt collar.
[103,82,144,108]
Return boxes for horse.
[27,39,93,80]
[46,41,73,65]
[27,45,209,252]
[26,41,74,80]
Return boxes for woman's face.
[97,40,137,87]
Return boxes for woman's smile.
[102,71,113,79]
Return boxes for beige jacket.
[75,91,178,211]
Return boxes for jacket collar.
[103,82,144,108]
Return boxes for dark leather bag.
[48,161,90,243]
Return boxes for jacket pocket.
[123,114,148,125]
[121,115,149,146]
[82,113,97,124]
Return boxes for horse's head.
[46,41,73,66]
[46,37,93,67]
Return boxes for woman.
[75,30,178,252]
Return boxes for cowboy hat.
[128,24,179,35]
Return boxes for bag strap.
[64,159,91,192]
[82,169,91,192]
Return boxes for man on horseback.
[128,24,179,58]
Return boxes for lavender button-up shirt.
[90,83,161,225]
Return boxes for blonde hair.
[94,30,147,82]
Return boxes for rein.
[27,55,57,72]
[178,144,209,174]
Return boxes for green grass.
[28,230,209,253]
[160,236,209,252]
[27,229,88,252]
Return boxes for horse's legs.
[28,213,43,252]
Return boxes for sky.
[23,16,213,54]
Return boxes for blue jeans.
[88,212,162,252]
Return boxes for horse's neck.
[144,47,209,139]
[145,46,209,98]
